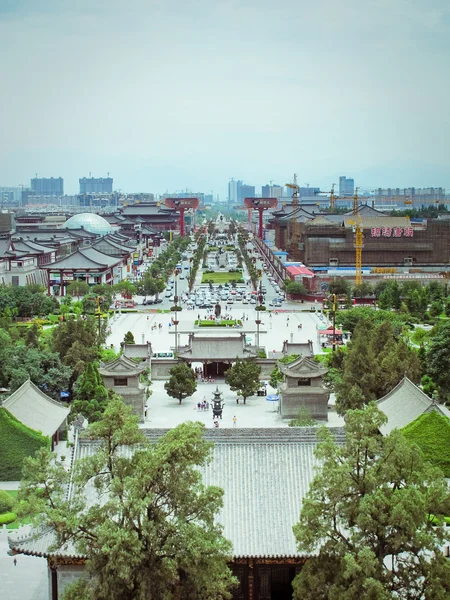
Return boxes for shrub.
[0,512,17,525]
[0,489,14,513]
[170,306,183,312]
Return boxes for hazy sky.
[1,0,449,197]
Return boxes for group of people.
[196,399,210,411]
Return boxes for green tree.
[284,280,307,295]
[138,273,165,299]
[225,358,261,404]
[164,363,197,404]
[288,405,316,427]
[123,331,135,345]
[1,343,71,400]
[352,281,374,298]
[327,278,352,298]
[113,280,137,297]
[52,317,100,399]
[335,320,420,413]
[292,403,450,600]
[425,321,450,403]
[72,363,110,422]
[67,280,90,298]
[429,299,444,318]
[18,399,235,600]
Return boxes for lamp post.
[96,296,102,338]
[330,293,337,352]
[255,273,264,351]
[173,270,180,355]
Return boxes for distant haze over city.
[1,0,449,198]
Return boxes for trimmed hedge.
[0,408,50,481]
[0,512,17,525]
[196,320,242,327]
[402,411,450,476]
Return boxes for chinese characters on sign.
[371,227,413,238]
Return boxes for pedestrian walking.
[233,415,237,428]
[13,558,17,566]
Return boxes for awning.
[286,266,314,278]
[320,328,343,335]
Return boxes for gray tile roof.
[377,377,450,435]
[279,356,328,378]
[344,204,387,217]
[2,379,70,437]
[282,341,314,357]
[0,237,12,257]
[177,333,257,361]
[99,354,146,377]
[9,427,345,559]
[41,247,122,270]
[123,343,152,360]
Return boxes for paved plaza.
[107,306,330,356]
[0,528,47,600]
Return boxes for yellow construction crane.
[349,188,363,286]
[285,173,300,206]
[329,183,337,212]
[285,174,301,259]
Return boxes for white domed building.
[64,213,113,236]
[40,214,127,296]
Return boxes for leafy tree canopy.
[292,403,450,600]
[66,280,90,298]
[334,319,421,413]
[425,321,450,403]
[164,363,197,404]
[72,363,110,423]
[18,399,235,600]
[225,358,261,404]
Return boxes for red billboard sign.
[164,197,199,210]
[244,197,278,209]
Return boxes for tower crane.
[329,183,337,212]
[285,173,300,206]
[285,174,301,259]
[348,187,363,286]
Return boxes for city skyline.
[1,0,449,198]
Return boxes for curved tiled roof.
[2,379,70,438]
[377,377,450,434]
[9,427,345,560]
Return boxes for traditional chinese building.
[1,379,70,450]
[8,427,346,600]
[270,205,450,269]
[177,332,258,377]
[98,355,148,421]
[278,356,329,420]
[377,376,450,434]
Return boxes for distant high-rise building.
[79,177,113,194]
[339,176,354,197]
[237,183,256,204]
[30,177,64,196]
[262,184,271,198]
[228,179,238,204]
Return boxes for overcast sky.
[1,0,449,197]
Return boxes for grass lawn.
[201,272,244,284]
